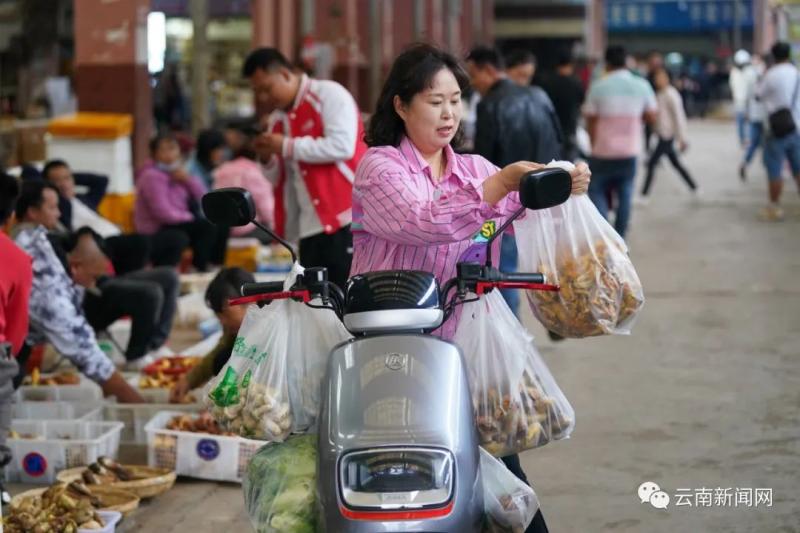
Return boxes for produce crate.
[5,420,124,484]
[104,399,201,445]
[144,411,265,483]
[12,401,104,422]
[14,383,103,403]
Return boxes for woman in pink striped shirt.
[351,44,590,341]
[351,45,590,531]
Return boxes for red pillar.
[73,0,152,170]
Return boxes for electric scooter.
[201,166,572,532]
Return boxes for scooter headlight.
[339,447,454,512]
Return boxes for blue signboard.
[608,0,754,32]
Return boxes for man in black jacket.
[465,46,562,533]
[467,47,563,168]
[466,46,564,316]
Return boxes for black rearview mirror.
[202,188,256,227]
[518,168,572,211]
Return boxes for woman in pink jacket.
[213,128,275,242]
[134,134,226,271]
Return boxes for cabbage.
[244,435,318,533]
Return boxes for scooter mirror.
[201,187,256,227]
[518,168,572,211]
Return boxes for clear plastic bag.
[243,435,317,533]
[454,290,575,457]
[206,264,351,440]
[515,193,644,338]
[480,447,539,533]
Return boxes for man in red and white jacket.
[246,48,367,287]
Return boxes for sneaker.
[759,205,785,222]
[122,354,155,372]
[148,345,176,359]
[634,195,651,207]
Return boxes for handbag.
[768,71,800,138]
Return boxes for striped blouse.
[350,136,523,340]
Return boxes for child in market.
[170,268,254,403]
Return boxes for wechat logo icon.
[638,481,670,510]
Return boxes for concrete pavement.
[519,119,800,532]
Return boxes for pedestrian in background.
[740,54,767,181]
[730,49,758,150]
[640,67,698,201]
[757,41,800,221]
[466,46,562,316]
[505,49,537,87]
[538,49,586,161]
[583,45,657,238]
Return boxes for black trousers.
[502,454,549,533]
[298,226,353,290]
[642,137,697,196]
[154,220,228,272]
[83,268,179,361]
[105,232,189,275]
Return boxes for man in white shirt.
[43,160,188,273]
[245,48,368,288]
[757,41,800,221]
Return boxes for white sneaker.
[634,195,651,207]
[149,345,176,358]
[759,204,785,222]
[122,354,155,372]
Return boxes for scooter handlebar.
[499,272,546,284]
[240,281,285,297]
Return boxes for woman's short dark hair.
[365,43,470,148]
[149,133,178,155]
[205,267,256,313]
[195,129,227,171]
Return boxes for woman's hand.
[570,161,591,195]
[501,161,547,193]
[484,161,545,205]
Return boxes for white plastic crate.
[14,384,103,403]
[5,420,124,484]
[104,400,201,445]
[12,401,104,422]
[144,411,265,483]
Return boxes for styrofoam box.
[144,411,265,483]
[45,135,133,193]
[12,401,104,422]
[14,384,103,403]
[6,420,124,484]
